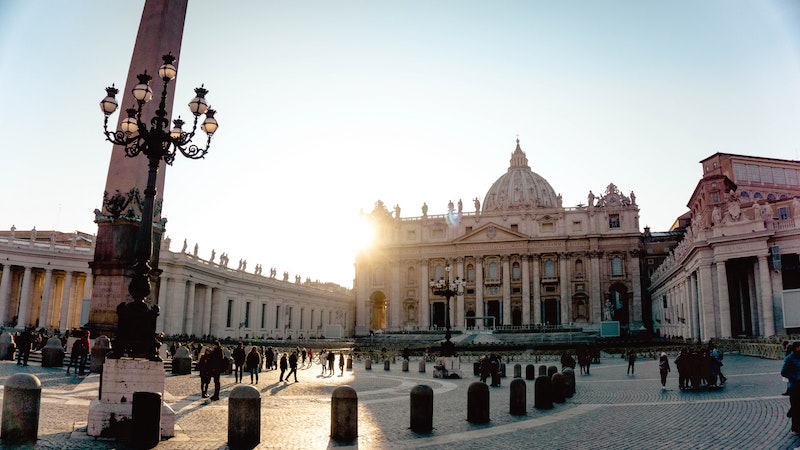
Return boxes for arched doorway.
[370,291,387,330]
[543,298,559,325]
[512,308,522,326]
[572,293,589,324]
[466,310,476,329]
[608,283,629,325]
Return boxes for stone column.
[170,278,186,335]
[475,257,484,322]
[757,255,776,337]
[58,271,73,332]
[590,252,602,324]
[202,285,213,336]
[210,288,225,337]
[532,255,541,324]
[629,250,642,326]
[698,263,715,340]
[521,255,530,326]
[39,269,54,330]
[0,265,12,324]
[559,255,569,325]
[155,277,168,332]
[17,267,33,328]
[391,263,401,331]
[185,281,196,335]
[715,259,731,338]
[502,256,511,325]
[456,257,465,330]
[419,260,429,329]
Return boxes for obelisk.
[87,0,187,335]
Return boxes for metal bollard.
[410,385,433,433]
[526,364,536,380]
[509,379,526,416]
[1,374,41,444]
[419,360,426,373]
[563,367,576,397]
[228,385,261,448]
[384,360,390,371]
[132,391,161,449]
[365,358,372,370]
[538,364,547,377]
[331,386,358,442]
[346,357,353,370]
[551,372,566,403]
[534,375,553,410]
[467,382,490,424]
[513,363,521,378]
[402,360,409,372]
[548,365,558,378]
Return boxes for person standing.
[232,342,246,383]
[197,347,213,398]
[78,330,91,375]
[320,348,328,376]
[286,351,299,382]
[66,337,85,375]
[782,341,800,434]
[627,349,637,376]
[659,352,671,391]
[339,351,345,375]
[209,341,225,401]
[16,328,32,366]
[246,346,261,384]
[279,352,288,382]
[307,348,313,368]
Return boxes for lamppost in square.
[430,264,464,357]
[99,53,218,359]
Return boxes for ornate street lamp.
[99,53,218,360]
[430,264,465,357]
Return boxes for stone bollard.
[41,336,65,367]
[525,364,536,380]
[91,335,112,373]
[509,378,526,415]
[365,358,372,370]
[563,368,576,397]
[474,361,480,376]
[228,385,261,448]
[1,373,41,444]
[331,386,358,442]
[513,364,521,378]
[500,363,506,378]
[384,360,390,371]
[547,365,558,378]
[551,372,566,404]
[171,346,193,375]
[132,391,161,449]
[402,360,409,372]
[534,375,553,410]
[0,332,16,361]
[346,357,353,370]
[419,360,426,373]
[410,385,433,433]
[467,382,490,424]
[538,365,547,377]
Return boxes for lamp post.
[99,53,218,360]
[429,264,465,357]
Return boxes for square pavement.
[0,351,797,449]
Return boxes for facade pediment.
[453,223,528,243]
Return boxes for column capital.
[475,256,484,264]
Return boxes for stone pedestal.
[87,358,174,439]
[433,356,461,379]
[40,337,65,367]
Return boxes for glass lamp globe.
[201,109,218,135]
[99,85,119,116]
[188,85,209,116]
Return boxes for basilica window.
[611,256,623,276]
[227,299,234,328]
[767,193,776,201]
[778,206,790,220]
[434,264,444,281]
[467,264,475,282]
[754,192,762,199]
[488,262,499,279]
[544,260,555,278]
[740,191,750,199]
[609,214,620,229]
[512,262,521,280]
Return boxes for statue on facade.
[474,197,480,212]
[242,260,247,271]
[588,191,595,207]
[556,194,563,208]
[422,202,428,217]
[237,259,243,270]
[283,271,289,281]
[50,231,56,247]
[604,299,614,321]
[630,191,636,206]
[181,239,188,253]
[9,225,15,240]
[394,204,401,219]
[193,243,198,257]
[711,206,722,226]
[457,199,463,214]
[295,275,301,283]
[448,200,454,212]
[210,249,215,263]
[30,227,37,242]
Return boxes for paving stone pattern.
[0,353,797,449]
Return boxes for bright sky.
[1,1,799,288]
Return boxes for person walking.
[307,348,313,368]
[197,347,213,398]
[246,346,261,384]
[232,342,246,383]
[286,351,299,382]
[659,352,671,391]
[339,351,345,375]
[279,352,288,382]
[209,341,225,401]
[77,330,91,375]
[65,336,85,375]
[627,349,637,376]
[320,348,328,376]
[782,341,800,434]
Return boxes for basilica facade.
[0,230,354,339]
[354,140,645,335]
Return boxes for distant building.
[0,230,354,338]
[354,139,645,335]
[648,153,800,339]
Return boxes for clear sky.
[1,1,799,288]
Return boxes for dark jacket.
[197,354,213,378]
[280,354,288,370]
[210,346,225,376]
[232,346,246,365]
[289,352,298,368]
[246,350,260,370]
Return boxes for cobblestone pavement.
[0,352,798,449]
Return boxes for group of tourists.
[478,353,502,386]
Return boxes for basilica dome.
[482,139,558,213]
